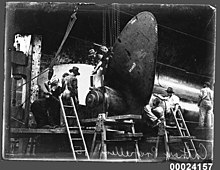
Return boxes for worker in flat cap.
[155,87,180,114]
[88,49,97,65]
[88,49,97,57]
[198,81,213,127]
[153,87,180,125]
[44,77,62,98]
[164,87,180,113]
[91,45,112,75]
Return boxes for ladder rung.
[66,116,76,118]
[69,127,79,129]
[63,105,73,108]
[166,125,177,129]
[180,127,187,131]
[185,144,194,148]
[176,118,183,121]
[187,149,196,151]
[60,97,90,160]
[74,150,86,152]
[177,136,195,140]
[71,138,83,141]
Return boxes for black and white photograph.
[2,2,216,164]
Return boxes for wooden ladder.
[171,106,198,158]
[59,96,90,160]
[154,105,197,160]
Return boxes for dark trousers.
[31,97,60,128]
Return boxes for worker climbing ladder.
[59,96,90,160]
[171,106,198,158]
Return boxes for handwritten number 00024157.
[170,163,213,170]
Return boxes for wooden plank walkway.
[10,128,94,135]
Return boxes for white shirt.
[164,94,180,113]
[199,87,213,102]
[199,87,213,108]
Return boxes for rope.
[193,138,213,143]
[11,117,25,125]
[102,8,106,45]
[159,24,214,45]
[38,27,94,45]
[203,11,215,34]
[157,62,213,79]
[111,4,115,45]
[108,7,113,46]
[12,68,49,92]
[114,3,117,43]
[116,4,120,38]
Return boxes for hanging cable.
[203,11,215,34]
[108,6,113,46]
[114,4,117,43]
[113,3,116,43]
[111,4,115,45]
[102,7,107,45]
[116,3,120,38]
[157,61,213,79]
[96,4,215,45]
[158,24,214,45]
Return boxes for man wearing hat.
[88,49,97,57]
[154,87,180,118]
[164,87,180,113]
[198,82,213,127]
[61,66,80,105]
[45,77,62,98]
[88,49,97,65]
[91,46,112,75]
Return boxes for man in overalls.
[198,82,213,127]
